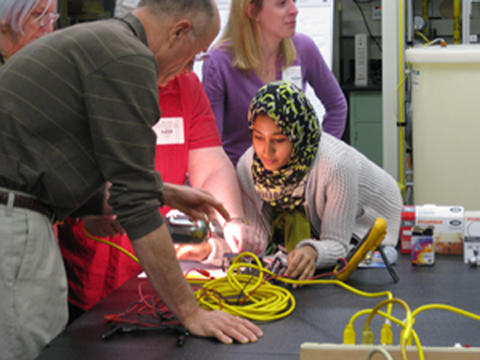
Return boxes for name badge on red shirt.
[153,117,185,145]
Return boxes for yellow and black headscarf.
[248,80,321,212]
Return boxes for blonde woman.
[0,0,58,64]
[202,0,347,166]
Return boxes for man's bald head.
[137,0,217,39]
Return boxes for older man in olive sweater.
[0,1,262,359]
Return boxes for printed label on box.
[415,205,464,255]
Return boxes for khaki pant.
[0,198,68,360]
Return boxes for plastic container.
[405,45,480,211]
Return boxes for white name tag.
[282,65,302,89]
[122,0,140,8]
[153,117,185,145]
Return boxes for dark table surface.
[36,254,480,359]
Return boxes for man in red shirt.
[58,72,258,319]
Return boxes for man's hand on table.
[183,307,263,344]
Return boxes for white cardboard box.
[415,204,464,255]
[464,211,480,264]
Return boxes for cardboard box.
[464,211,480,264]
[415,205,464,255]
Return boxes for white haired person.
[0,0,58,64]
[237,81,402,281]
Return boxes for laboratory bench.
[36,254,480,360]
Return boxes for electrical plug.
[343,323,356,344]
[361,327,374,344]
[380,322,393,345]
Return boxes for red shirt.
[58,72,221,310]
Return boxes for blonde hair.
[216,0,296,72]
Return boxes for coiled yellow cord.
[195,252,296,321]
[195,252,393,322]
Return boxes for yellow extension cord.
[191,252,394,323]
[83,227,140,263]
[84,230,480,360]
[346,301,480,360]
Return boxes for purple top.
[202,33,347,166]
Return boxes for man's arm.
[131,222,263,343]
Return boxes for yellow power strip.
[300,343,480,360]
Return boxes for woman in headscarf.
[237,80,402,281]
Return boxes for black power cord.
[352,0,382,53]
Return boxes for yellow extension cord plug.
[361,327,375,344]
[343,323,356,344]
[380,321,393,345]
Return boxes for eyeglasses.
[33,11,60,27]
[39,11,60,27]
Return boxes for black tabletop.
[36,255,480,360]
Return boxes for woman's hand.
[223,220,264,254]
[174,241,212,261]
[284,246,317,286]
